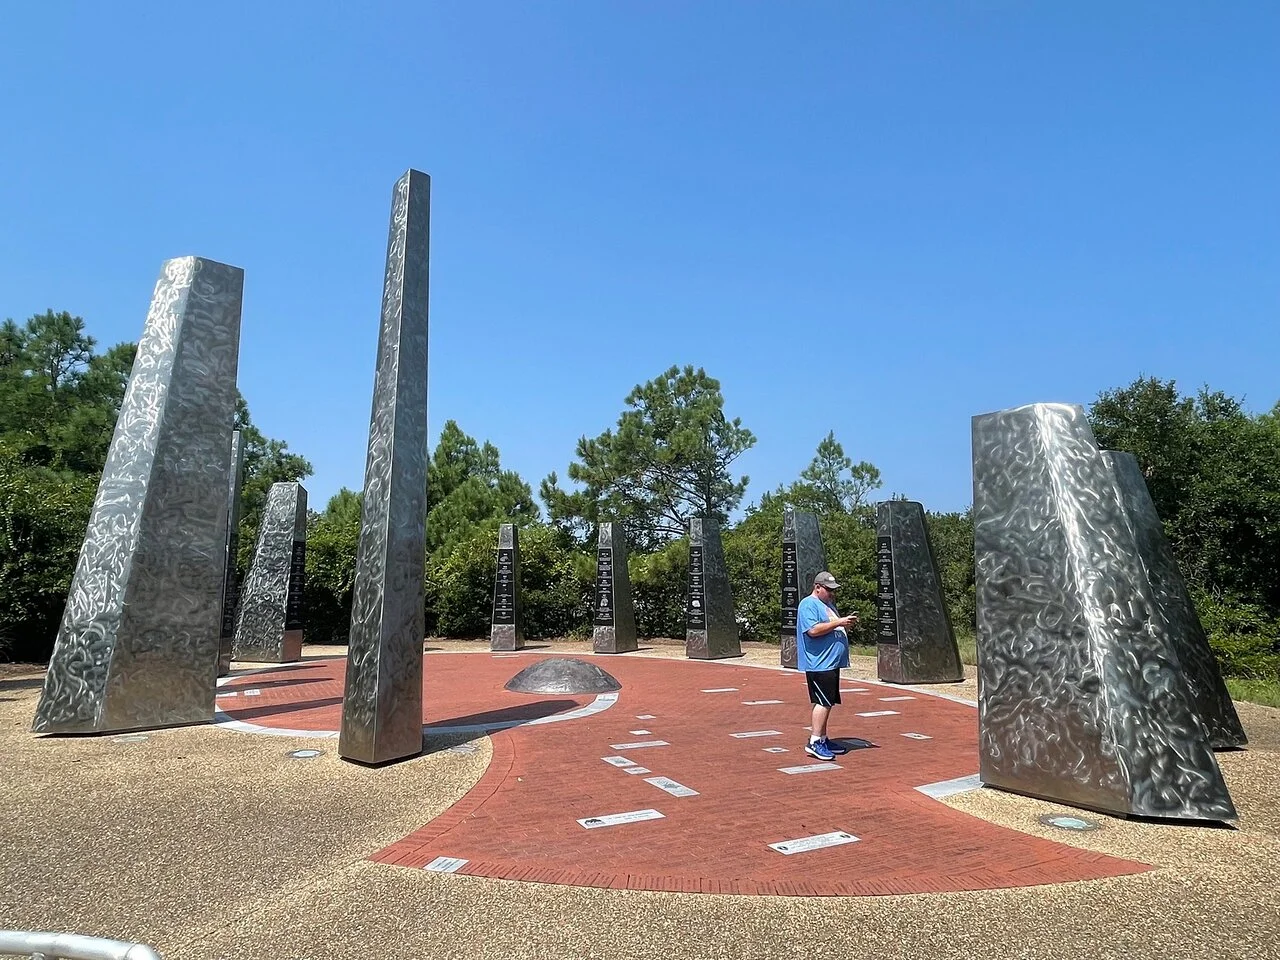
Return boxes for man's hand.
[839,614,858,629]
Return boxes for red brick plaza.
[214,651,1148,897]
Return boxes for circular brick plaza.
[213,651,1148,897]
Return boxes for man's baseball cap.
[814,571,840,590]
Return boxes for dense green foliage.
[0,311,309,660]
[1088,378,1280,679]
[3,310,1276,694]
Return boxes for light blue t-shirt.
[796,594,851,672]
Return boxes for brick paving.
[217,652,1150,896]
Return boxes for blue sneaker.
[804,739,836,761]
[822,737,849,755]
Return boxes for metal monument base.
[592,628,638,655]
[490,625,524,652]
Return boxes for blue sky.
[2,3,1276,516]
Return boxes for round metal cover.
[1039,814,1101,831]
[287,749,323,759]
[504,658,621,694]
[111,733,150,743]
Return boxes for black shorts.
[805,669,842,707]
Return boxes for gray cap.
[814,571,840,590]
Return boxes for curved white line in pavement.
[213,711,339,739]
[213,691,618,739]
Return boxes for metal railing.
[0,931,161,960]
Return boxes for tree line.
[2,311,1277,684]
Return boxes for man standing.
[797,571,858,760]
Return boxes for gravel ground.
[1,641,1277,960]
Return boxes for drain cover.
[286,749,323,759]
[1039,814,1100,831]
[111,733,150,744]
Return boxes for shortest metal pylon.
[232,482,307,664]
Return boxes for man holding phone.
[796,571,858,761]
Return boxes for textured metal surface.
[339,169,430,765]
[686,517,740,659]
[232,482,306,663]
[503,658,621,694]
[875,500,963,684]
[1105,451,1247,749]
[490,523,524,651]
[973,402,1235,820]
[592,522,637,653]
[780,506,826,669]
[32,257,242,735]
[216,430,244,676]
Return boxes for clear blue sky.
[2,3,1276,516]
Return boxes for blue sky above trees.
[2,2,1276,515]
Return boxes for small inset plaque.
[644,776,699,798]
[609,740,669,750]
[779,763,843,775]
[769,831,860,855]
[577,809,666,829]
[423,856,469,873]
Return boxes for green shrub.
[630,538,688,639]
[0,448,97,661]
[1193,589,1280,680]
[425,524,591,640]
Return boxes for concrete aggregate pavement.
[2,642,1277,960]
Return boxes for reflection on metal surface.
[504,657,622,694]
[216,430,244,676]
[1105,451,1247,749]
[32,257,242,735]
[875,500,963,683]
[232,482,306,663]
[780,506,826,669]
[0,929,163,960]
[339,170,430,766]
[490,523,524,651]
[973,402,1235,821]
[592,523,638,653]
[686,517,741,660]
